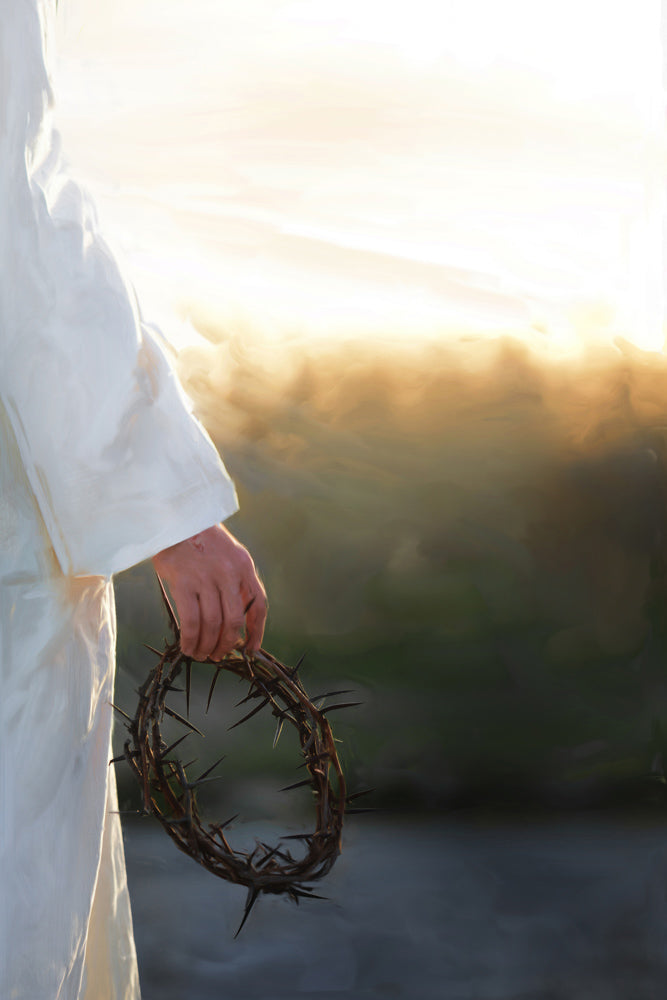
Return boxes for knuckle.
[247,588,267,611]
[237,547,252,567]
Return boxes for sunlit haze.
[55,0,665,355]
[53,0,667,840]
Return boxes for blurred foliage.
[114,332,667,813]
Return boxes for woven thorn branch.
[113,576,366,935]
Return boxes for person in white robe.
[0,1,267,997]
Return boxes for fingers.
[211,587,246,661]
[174,584,266,660]
[153,524,268,661]
[174,588,200,658]
[244,587,268,652]
[193,586,224,661]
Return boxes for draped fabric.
[0,1,239,995]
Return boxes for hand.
[151,523,267,660]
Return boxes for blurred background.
[54,0,667,815]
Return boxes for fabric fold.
[0,0,238,579]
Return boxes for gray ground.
[124,816,667,1000]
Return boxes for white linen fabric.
[0,1,239,996]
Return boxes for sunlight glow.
[55,0,666,357]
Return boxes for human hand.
[151,523,267,660]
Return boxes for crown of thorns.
[112,577,369,935]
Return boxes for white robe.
[0,2,238,996]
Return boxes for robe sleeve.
[0,0,239,578]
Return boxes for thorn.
[310,689,355,702]
[206,665,224,713]
[235,887,261,937]
[271,704,299,723]
[188,774,225,790]
[290,886,327,901]
[209,814,239,842]
[346,807,378,814]
[185,658,192,718]
[143,643,164,657]
[164,705,205,737]
[193,754,226,784]
[239,651,257,684]
[163,684,184,693]
[159,732,191,759]
[156,574,179,636]
[345,788,376,803]
[319,702,362,715]
[279,778,314,792]
[229,696,271,730]
[281,833,314,842]
[288,652,306,679]
[272,719,285,749]
[110,702,132,722]
[254,676,281,700]
[257,843,282,868]
[296,751,330,769]
[109,751,139,765]
[235,679,264,706]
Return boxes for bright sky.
[55,0,666,353]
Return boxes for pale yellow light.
[56,0,666,357]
